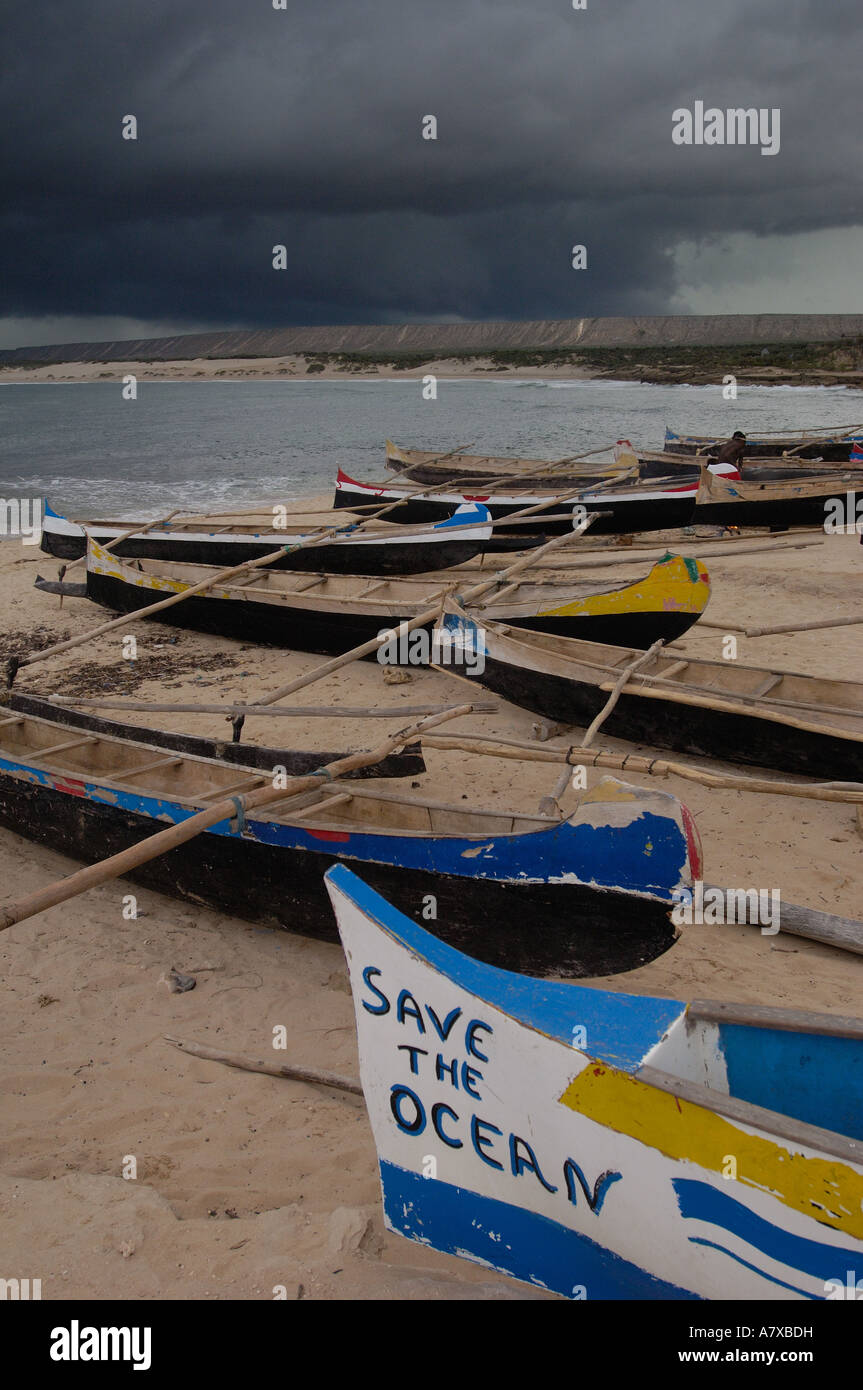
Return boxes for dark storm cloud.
[1,0,860,341]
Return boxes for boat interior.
[484,621,863,729]
[0,707,554,838]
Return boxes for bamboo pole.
[419,732,863,802]
[451,535,826,574]
[581,640,665,748]
[0,704,473,932]
[163,1036,363,1095]
[744,614,863,638]
[38,696,498,719]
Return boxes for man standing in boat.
[714,431,747,469]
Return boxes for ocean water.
[1,378,861,519]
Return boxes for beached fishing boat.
[327,864,863,1300]
[334,469,699,535]
[387,439,821,488]
[0,704,703,976]
[38,499,496,576]
[665,426,863,463]
[3,692,425,779]
[694,467,863,530]
[73,542,711,654]
[441,611,863,779]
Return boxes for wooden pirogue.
[665,425,863,462]
[334,468,700,534]
[38,499,496,575]
[0,704,704,977]
[694,467,863,529]
[72,542,711,654]
[328,864,863,1300]
[440,610,863,779]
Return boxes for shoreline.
[3,353,863,389]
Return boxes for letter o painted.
[390,1084,426,1135]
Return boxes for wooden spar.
[452,535,826,574]
[780,426,863,456]
[40,696,498,719]
[700,888,863,956]
[580,640,665,748]
[247,512,601,708]
[0,704,473,932]
[61,510,184,573]
[690,619,748,632]
[744,614,863,638]
[538,764,572,817]
[163,1036,363,1095]
[418,732,863,803]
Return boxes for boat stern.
[561,775,702,902]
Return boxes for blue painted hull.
[0,756,695,977]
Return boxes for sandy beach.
[4,355,863,388]
[1,511,861,1300]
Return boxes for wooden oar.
[163,1036,363,1095]
[419,731,863,803]
[0,704,473,932]
[744,614,863,638]
[39,696,498,719]
[781,426,863,458]
[580,640,665,748]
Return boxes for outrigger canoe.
[334,469,699,535]
[38,499,496,576]
[72,542,711,654]
[441,611,863,780]
[328,864,863,1300]
[0,705,703,977]
[665,426,863,463]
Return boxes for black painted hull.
[40,529,486,577]
[85,572,702,656]
[469,654,862,781]
[0,774,676,979]
[693,490,858,529]
[333,486,696,535]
